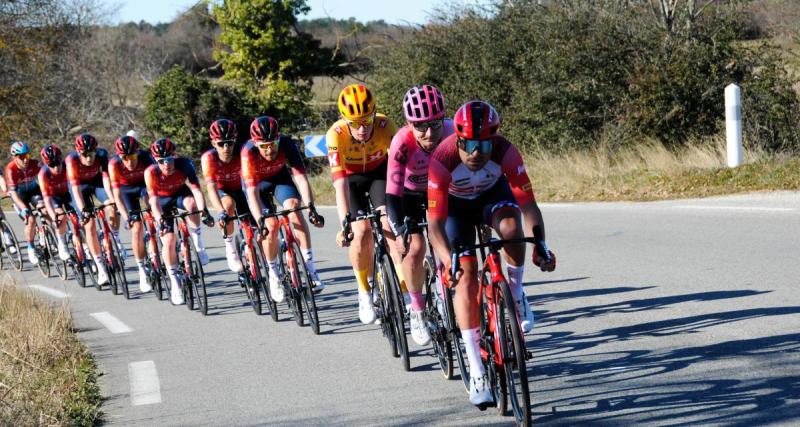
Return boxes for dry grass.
[0,278,101,426]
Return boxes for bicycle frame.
[480,249,507,367]
[236,214,261,282]
[57,209,87,265]
[93,207,115,265]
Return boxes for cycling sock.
[56,233,67,245]
[302,248,317,274]
[268,257,280,277]
[27,242,34,250]
[355,268,370,293]
[112,230,121,242]
[395,263,408,293]
[409,290,424,311]
[223,235,236,251]
[462,327,486,377]
[507,263,525,300]
[167,265,178,280]
[189,227,205,251]
[95,259,108,275]
[136,258,145,270]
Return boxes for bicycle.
[161,209,208,314]
[130,208,168,300]
[262,205,320,334]
[450,236,539,426]
[86,204,129,298]
[343,200,410,370]
[0,195,23,271]
[31,207,67,279]
[224,212,276,318]
[56,208,97,288]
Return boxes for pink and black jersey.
[109,150,153,188]
[144,158,200,198]
[5,159,42,193]
[427,135,535,220]
[65,148,110,187]
[38,163,69,197]
[201,148,243,192]
[387,119,455,196]
[241,138,305,190]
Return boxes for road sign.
[304,135,327,157]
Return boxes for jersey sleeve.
[282,138,306,176]
[144,166,156,199]
[325,126,346,181]
[179,159,200,188]
[66,155,80,187]
[4,163,16,191]
[99,149,110,174]
[500,144,535,205]
[427,157,452,221]
[200,151,217,186]
[241,145,258,189]
[386,133,408,197]
[108,158,121,189]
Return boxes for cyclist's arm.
[386,134,408,232]
[108,162,127,221]
[241,147,264,222]
[9,190,26,213]
[245,185,264,223]
[332,177,350,225]
[38,171,57,222]
[325,129,350,223]
[501,143,544,240]
[0,174,7,194]
[292,173,315,207]
[427,157,452,264]
[205,182,224,212]
[200,153,224,212]
[102,173,114,207]
[67,159,87,212]
[284,138,314,206]
[144,168,161,221]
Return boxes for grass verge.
[307,138,800,204]
[0,278,101,426]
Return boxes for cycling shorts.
[119,184,149,214]
[444,177,520,256]
[346,159,387,216]
[14,186,43,208]
[156,186,193,233]
[254,168,301,214]
[217,187,251,217]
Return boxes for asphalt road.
[7,192,800,426]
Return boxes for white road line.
[89,312,133,334]
[672,205,795,212]
[129,361,162,406]
[29,285,68,299]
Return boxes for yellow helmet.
[337,84,376,120]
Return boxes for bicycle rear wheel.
[110,236,130,299]
[37,229,52,278]
[144,233,165,300]
[187,235,207,315]
[1,219,23,271]
[256,242,278,321]
[238,236,262,315]
[424,256,453,379]
[291,241,319,334]
[374,252,397,357]
[498,281,531,426]
[381,253,410,371]
[45,226,68,280]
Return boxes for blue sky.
[109,0,492,25]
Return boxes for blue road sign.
[304,135,327,157]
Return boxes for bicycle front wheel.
[256,241,278,321]
[238,236,262,315]
[45,226,68,280]
[187,236,207,315]
[498,281,531,426]
[36,229,52,278]
[424,256,453,379]
[0,219,23,271]
[290,241,319,334]
[110,236,130,299]
[381,253,410,372]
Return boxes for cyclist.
[386,85,454,345]
[67,133,119,285]
[242,116,325,302]
[144,138,212,305]
[327,84,404,324]
[427,100,556,406]
[201,119,246,273]
[38,144,72,261]
[109,135,154,293]
[0,169,18,254]
[5,141,43,264]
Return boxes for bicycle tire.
[36,227,51,278]
[481,273,507,415]
[238,235,262,315]
[498,281,531,426]
[174,231,194,310]
[66,229,86,287]
[45,226,68,280]
[381,253,410,371]
[374,252,398,358]
[110,236,130,299]
[188,239,207,314]
[291,240,319,334]
[256,241,278,321]
[424,256,453,379]
[146,233,166,300]
[0,219,23,271]
[106,235,119,295]
[446,283,471,391]
[283,242,304,326]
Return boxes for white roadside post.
[725,83,743,168]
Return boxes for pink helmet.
[402,85,445,122]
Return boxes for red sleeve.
[241,146,258,189]
[500,144,535,206]
[427,157,452,220]
[38,168,50,197]
[66,155,80,187]
[201,151,217,186]
[108,158,121,189]
[144,166,156,199]
[4,163,15,189]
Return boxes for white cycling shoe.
[358,292,376,324]
[409,309,431,346]
[469,373,493,408]
[269,273,285,302]
[225,247,243,273]
[57,240,70,261]
[169,276,184,305]
[309,271,325,293]
[96,262,110,286]
[138,268,151,293]
[197,248,209,266]
[27,247,39,265]
[515,293,535,333]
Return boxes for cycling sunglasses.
[79,151,96,158]
[214,139,236,149]
[15,153,30,160]
[412,119,443,133]
[122,153,138,161]
[457,138,493,154]
[256,138,280,149]
[345,115,375,128]
[156,156,175,165]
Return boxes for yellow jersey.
[325,114,397,180]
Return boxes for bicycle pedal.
[526,350,533,360]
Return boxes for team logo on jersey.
[367,151,384,162]
[428,200,437,208]
[408,174,428,185]
[379,119,387,128]
[328,152,341,167]
[334,126,344,135]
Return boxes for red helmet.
[250,116,279,141]
[114,135,139,155]
[453,101,500,140]
[210,119,238,142]
[74,133,98,152]
[40,144,62,167]
[403,85,445,122]
[150,137,176,158]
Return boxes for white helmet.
[126,130,137,139]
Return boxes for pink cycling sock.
[409,290,424,311]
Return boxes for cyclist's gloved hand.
[81,206,94,224]
[217,212,229,229]
[532,240,556,272]
[157,217,169,235]
[308,204,324,228]
[19,208,31,222]
[201,208,215,227]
